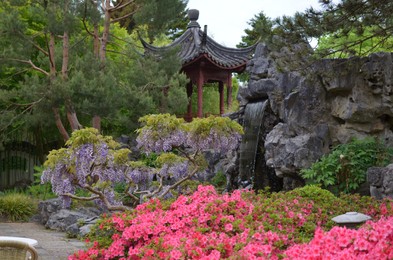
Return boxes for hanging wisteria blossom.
[136,114,187,153]
[186,116,243,154]
[41,115,244,211]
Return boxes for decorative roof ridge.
[191,27,202,49]
[201,30,258,54]
[138,29,194,52]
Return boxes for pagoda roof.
[140,10,256,71]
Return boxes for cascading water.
[239,100,268,187]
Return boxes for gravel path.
[0,221,87,260]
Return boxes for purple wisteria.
[41,115,243,211]
[137,114,243,155]
[136,114,187,154]
[41,129,129,209]
[136,128,187,153]
[186,128,242,154]
[158,161,189,180]
[125,165,154,190]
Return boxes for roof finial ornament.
[187,9,200,28]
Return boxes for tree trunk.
[53,107,70,141]
[49,33,56,76]
[48,33,71,140]
[93,24,100,58]
[92,116,101,132]
[61,31,69,80]
[100,0,111,64]
[66,107,82,131]
[91,0,111,131]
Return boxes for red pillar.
[197,71,204,118]
[226,73,233,110]
[186,82,193,121]
[219,81,224,115]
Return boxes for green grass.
[0,190,37,222]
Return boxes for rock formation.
[234,43,393,191]
[367,164,393,199]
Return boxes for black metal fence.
[0,140,41,191]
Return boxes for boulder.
[233,44,393,190]
[37,198,63,224]
[45,209,94,232]
[65,216,100,238]
[265,123,329,177]
[367,164,393,199]
[36,198,104,238]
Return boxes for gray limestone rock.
[265,123,329,177]
[37,198,63,225]
[65,217,99,238]
[367,167,384,187]
[46,209,91,231]
[367,164,393,199]
[234,43,393,189]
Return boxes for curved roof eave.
[139,27,256,69]
[139,29,194,53]
[203,33,257,55]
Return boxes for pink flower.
[170,249,182,259]
[69,185,393,260]
[252,232,263,241]
[144,249,154,256]
[225,223,233,232]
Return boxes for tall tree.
[239,0,393,58]
[111,0,189,41]
[273,0,393,57]
[0,0,188,143]
[237,12,273,48]
[316,27,393,58]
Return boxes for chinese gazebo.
[140,9,256,120]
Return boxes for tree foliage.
[285,0,393,57]
[0,0,188,144]
[237,11,273,48]
[111,0,188,41]
[316,27,393,58]
[239,0,393,59]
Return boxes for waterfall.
[239,100,268,187]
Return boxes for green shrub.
[27,165,56,200]
[252,185,347,243]
[209,171,227,192]
[0,190,37,221]
[300,137,393,194]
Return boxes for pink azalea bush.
[284,216,393,259]
[70,185,393,259]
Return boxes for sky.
[186,0,324,48]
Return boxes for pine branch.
[110,10,137,23]
[11,97,44,107]
[0,99,41,133]
[2,58,49,76]
[321,25,393,57]
[16,31,49,56]
[82,1,95,37]
[111,0,136,12]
